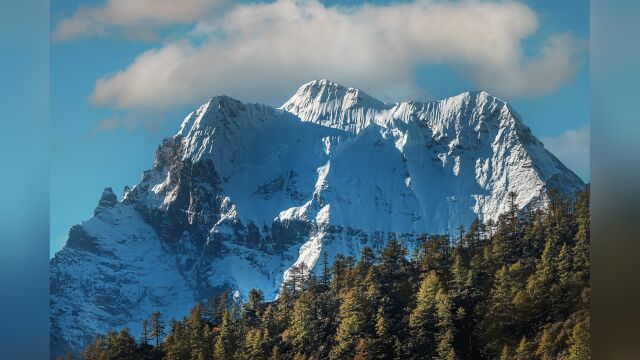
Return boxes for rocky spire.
[93,187,117,216]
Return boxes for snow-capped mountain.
[50,80,584,357]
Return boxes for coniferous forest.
[71,187,590,360]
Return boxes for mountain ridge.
[50,80,584,358]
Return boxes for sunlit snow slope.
[50,80,584,357]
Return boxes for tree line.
[69,187,590,359]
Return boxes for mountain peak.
[52,81,585,358]
[280,79,390,133]
[93,187,117,216]
[282,79,387,112]
[458,90,508,107]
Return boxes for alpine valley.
[50,80,584,357]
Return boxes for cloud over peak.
[52,0,226,42]
[75,0,586,109]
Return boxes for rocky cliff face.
[50,80,584,357]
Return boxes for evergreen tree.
[149,311,165,348]
[331,254,349,294]
[163,319,189,360]
[243,289,265,328]
[321,250,331,288]
[566,316,590,360]
[513,336,533,360]
[82,335,108,360]
[331,286,371,359]
[379,236,407,276]
[372,305,394,359]
[244,328,266,360]
[269,345,281,360]
[140,319,149,346]
[287,291,315,355]
[187,303,206,360]
[104,329,137,360]
[79,185,590,360]
[480,262,526,355]
[536,323,561,360]
[213,291,230,325]
[353,338,369,360]
[407,271,440,359]
[498,345,511,360]
[214,310,236,359]
[435,289,457,360]
[573,186,591,284]
[418,235,450,280]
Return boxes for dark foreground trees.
[76,187,590,360]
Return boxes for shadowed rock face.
[94,188,117,216]
[50,80,584,358]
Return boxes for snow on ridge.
[278,79,518,138]
[50,79,585,359]
[124,78,582,266]
[149,78,583,263]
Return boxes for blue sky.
[50,0,589,256]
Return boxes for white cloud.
[88,0,586,109]
[542,125,590,181]
[52,0,226,42]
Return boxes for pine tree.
[528,232,561,321]
[513,336,533,360]
[435,289,457,360]
[536,324,561,360]
[214,291,230,325]
[566,317,590,360]
[188,303,206,360]
[287,264,306,295]
[321,250,331,288]
[259,304,280,349]
[202,324,215,358]
[149,311,165,348]
[243,289,265,327]
[82,334,108,360]
[163,319,189,360]
[481,263,524,355]
[456,224,465,244]
[105,329,137,360]
[521,209,546,263]
[418,235,450,279]
[378,236,411,341]
[372,305,393,359]
[331,254,349,294]
[407,271,440,359]
[393,338,405,360]
[506,191,520,239]
[379,236,407,276]
[450,252,469,298]
[499,345,511,360]
[140,319,149,346]
[573,186,590,284]
[214,310,235,359]
[353,338,369,360]
[331,286,370,359]
[269,345,281,360]
[288,291,315,355]
[244,328,266,360]
[355,247,376,279]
